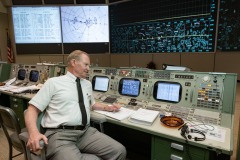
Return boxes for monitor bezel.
[92,75,110,92]
[17,69,26,80]
[153,81,182,103]
[118,78,141,97]
[29,70,39,83]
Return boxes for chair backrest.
[0,106,21,133]
[37,111,45,133]
[21,109,46,160]
[23,109,45,132]
[0,105,27,160]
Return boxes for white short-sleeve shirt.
[29,71,95,128]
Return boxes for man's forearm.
[25,105,40,134]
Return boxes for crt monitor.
[92,76,109,92]
[118,78,141,97]
[153,81,182,103]
[29,70,39,82]
[17,69,26,80]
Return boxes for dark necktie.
[76,78,87,126]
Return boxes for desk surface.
[0,90,233,155]
[91,111,232,155]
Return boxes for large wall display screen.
[12,7,62,43]
[217,0,240,51]
[61,6,109,43]
[110,0,217,53]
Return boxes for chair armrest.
[90,112,107,133]
[19,131,45,148]
[19,131,29,143]
[90,112,107,123]
[19,130,45,160]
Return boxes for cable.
[187,120,215,131]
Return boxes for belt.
[43,125,86,131]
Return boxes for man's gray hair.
[67,50,89,65]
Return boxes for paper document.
[94,107,136,121]
[0,85,18,91]
[129,108,159,126]
[9,85,39,93]
[205,127,226,142]
[188,124,226,142]
[5,77,16,85]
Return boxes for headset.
[179,124,206,141]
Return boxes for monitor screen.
[61,6,109,43]
[92,76,109,92]
[12,6,61,43]
[17,69,26,80]
[29,70,39,82]
[119,78,141,97]
[153,81,182,103]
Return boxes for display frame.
[17,68,26,81]
[29,70,39,83]
[153,81,182,103]
[118,78,141,97]
[92,75,110,92]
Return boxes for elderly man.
[25,50,127,160]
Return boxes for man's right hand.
[27,131,48,152]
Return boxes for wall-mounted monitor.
[17,69,26,80]
[118,78,141,97]
[92,76,109,92]
[29,70,39,82]
[61,6,109,43]
[153,81,182,103]
[12,6,62,44]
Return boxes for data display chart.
[61,6,109,43]
[217,0,240,51]
[110,0,217,53]
[121,79,140,97]
[12,6,62,43]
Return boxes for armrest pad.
[19,131,45,148]
[19,131,29,143]
[90,112,107,123]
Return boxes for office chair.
[19,110,46,160]
[90,112,107,133]
[0,105,27,160]
[19,110,106,160]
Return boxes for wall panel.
[215,52,240,80]
[129,54,152,68]
[16,55,40,64]
[152,53,180,70]
[181,53,215,72]
[39,55,64,64]
[90,54,110,67]
[0,12,8,62]
[110,54,129,68]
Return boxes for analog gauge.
[202,75,211,82]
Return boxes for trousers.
[45,127,126,160]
